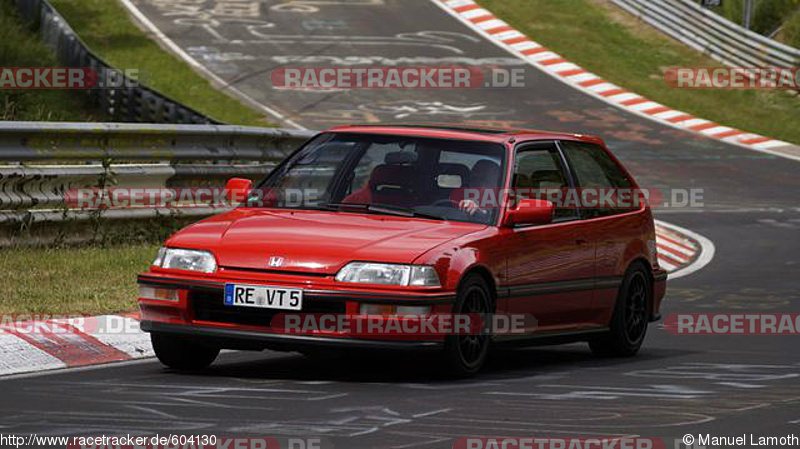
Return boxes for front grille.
[190,290,346,327]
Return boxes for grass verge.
[478,0,800,145]
[0,244,157,315]
[48,0,273,126]
[0,0,102,121]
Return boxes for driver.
[459,159,501,218]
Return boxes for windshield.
[254,133,507,225]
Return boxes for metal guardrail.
[0,123,314,241]
[611,0,800,68]
[0,122,312,162]
[14,0,219,124]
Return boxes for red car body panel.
[166,208,486,275]
[139,125,667,348]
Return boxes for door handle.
[576,239,589,245]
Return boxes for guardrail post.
[742,0,755,30]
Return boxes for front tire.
[151,333,220,370]
[589,264,651,357]
[442,275,492,377]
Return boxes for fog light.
[139,286,179,301]
[359,304,432,315]
[396,306,431,315]
[360,304,395,316]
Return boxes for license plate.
[224,284,303,310]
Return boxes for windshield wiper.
[319,202,447,221]
[371,205,447,221]
[317,202,369,211]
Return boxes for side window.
[514,143,578,221]
[560,140,635,218]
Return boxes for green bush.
[703,0,800,37]
[752,0,800,35]
[779,10,800,47]
[711,0,744,25]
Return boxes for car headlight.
[153,247,217,273]
[335,262,440,287]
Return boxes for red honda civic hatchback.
[138,125,667,377]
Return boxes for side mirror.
[504,199,554,227]
[225,178,253,205]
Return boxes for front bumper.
[138,273,455,350]
[141,320,444,351]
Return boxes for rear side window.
[560,140,636,218]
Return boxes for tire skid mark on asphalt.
[41,379,350,402]
[4,360,800,441]
[418,413,716,429]
[432,0,800,161]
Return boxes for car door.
[502,141,596,333]
[559,139,646,326]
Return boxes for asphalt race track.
[2,0,799,447]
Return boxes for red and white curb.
[432,0,798,160]
[0,314,151,377]
[655,220,714,279]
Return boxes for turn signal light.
[139,286,179,302]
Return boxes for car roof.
[326,124,604,145]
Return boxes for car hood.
[166,209,485,275]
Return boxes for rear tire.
[442,274,492,378]
[151,333,220,370]
[589,264,651,357]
